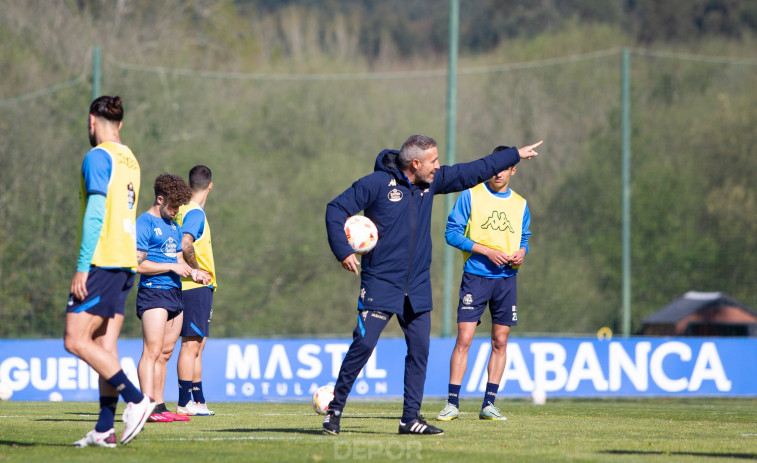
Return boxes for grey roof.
[642,291,757,324]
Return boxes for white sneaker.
[436,403,459,421]
[193,402,215,416]
[177,401,215,416]
[73,428,117,448]
[479,404,507,421]
[120,396,156,444]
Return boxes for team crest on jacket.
[388,188,403,202]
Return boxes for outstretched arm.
[434,141,544,195]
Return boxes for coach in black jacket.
[323,134,542,435]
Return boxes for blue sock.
[178,380,193,407]
[192,381,206,404]
[483,382,499,408]
[448,383,461,407]
[106,370,143,404]
[95,396,118,432]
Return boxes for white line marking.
[144,436,304,442]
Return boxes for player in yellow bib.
[174,166,217,416]
[437,145,531,422]
[64,96,155,448]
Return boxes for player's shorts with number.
[457,272,517,326]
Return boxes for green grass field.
[1,398,755,462]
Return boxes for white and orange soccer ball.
[344,215,378,254]
[312,385,334,415]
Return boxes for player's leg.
[154,312,182,405]
[486,324,511,388]
[480,323,511,417]
[194,337,206,383]
[323,308,391,435]
[68,313,120,448]
[437,321,477,421]
[137,308,168,404]
[449,322,478,390]
[70,269,153,446]
[92,315,122,435]
[155,310,188,421]
[479,275,517,421]
[64,312,122,378]
[177,336,201,408]
[192,337,208,404]
[438,272,488,421]
[177,286,213,414]
[397,303,443,435]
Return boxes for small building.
[642,291,757,336]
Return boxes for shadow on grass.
[341,415,399,421]
[602,450,757,459]
[35,418,95,423]
[217,427,386,436]
[0,440,68,448]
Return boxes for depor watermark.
[334,440,422,460]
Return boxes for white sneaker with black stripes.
[398,414,444,435]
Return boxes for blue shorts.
[136,287,183,321]
[180,286,213,338]
[66,267,135,317]
[457,272,518,326]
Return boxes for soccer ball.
[531,388,546,405]
[0,382,13,401]
[49,391,63,402]
[312,385,334,415]
[344,215,378,254]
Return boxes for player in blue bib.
[135,174,209,423]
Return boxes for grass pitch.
[0,398,755,462]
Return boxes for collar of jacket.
[374,149,430,190]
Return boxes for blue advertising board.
[0,337,754,401]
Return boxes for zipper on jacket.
[404,186,415,295]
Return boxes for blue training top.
[136,212,183,289]
[180,208,205,241]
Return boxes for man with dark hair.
[135,174,209,423]
[66,95,156,448]
[175,165,217,416]
[437,145,531,422]
[324,135,542,435]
